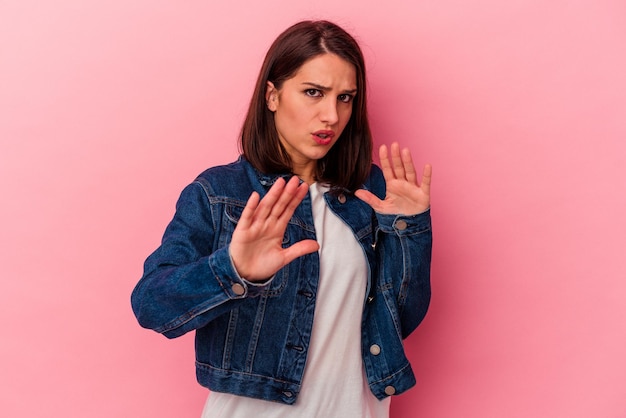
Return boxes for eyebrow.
[302,82,357,94]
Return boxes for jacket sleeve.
[368,165,432,339]
[130,181,268,339]
[375,210,432,339]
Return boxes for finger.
[237,191,260,230]
[268,176,302,221]
[390,142,406,180]
[282,239,320,264]
[278,180,309,223]
[253,177,286,221]
[379,144,395,181]
[420,164,432,196]
[401,148,418,185]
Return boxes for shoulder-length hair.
[239,20,372,192]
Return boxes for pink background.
[1,1,625,417]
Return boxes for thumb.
[354,189,382,210]
[282,239,320,265]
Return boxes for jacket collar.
[239,155,300,187]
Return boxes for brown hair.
[239,20,372,192]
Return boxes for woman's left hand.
[355,142,431,215]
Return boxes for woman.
[131,20,432,417]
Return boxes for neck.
[292,162,317,185]
[296,172,316,185]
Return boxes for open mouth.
[313,131,334,145]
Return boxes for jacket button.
[231,283,245,296]
[384,385,396,396]
[369,344,381,355]
[395,219,407,230]
[337,194,347,204]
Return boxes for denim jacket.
[131,157,432,405]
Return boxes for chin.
[307,149,332,161]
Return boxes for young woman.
[131,20,432,417]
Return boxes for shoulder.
[195,158,248,181]
[191,157,258,201]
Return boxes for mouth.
[312,130,335,145]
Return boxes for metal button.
[337,194,347,204]
[369,344,381,355]
[231,283,245,296]
[384,385,396,396]
[395,219,407,230]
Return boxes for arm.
[375,209,432,338]
[131,176,318,338]
[356,142,433,338]
[131,182,249,338]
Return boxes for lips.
[312,130,335,145]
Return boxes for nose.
[319,98,339,125]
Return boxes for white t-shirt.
[201,183,390,418]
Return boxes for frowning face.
[266,53,357,183]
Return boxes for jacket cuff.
[208,246,274,299]
[375,208,431,236]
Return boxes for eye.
[338,94,354,103]
[305,89,323,98]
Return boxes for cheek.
[339,106,353,126]
[277,97,309,126]
[335,111,352,139]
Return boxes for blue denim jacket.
[131,157,432,405]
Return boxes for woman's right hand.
[229,176,319,282]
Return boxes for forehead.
[290,53,357,88]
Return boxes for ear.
[265,81,278,112]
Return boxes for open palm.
[229,176,319,282]
[355,142,431,215]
